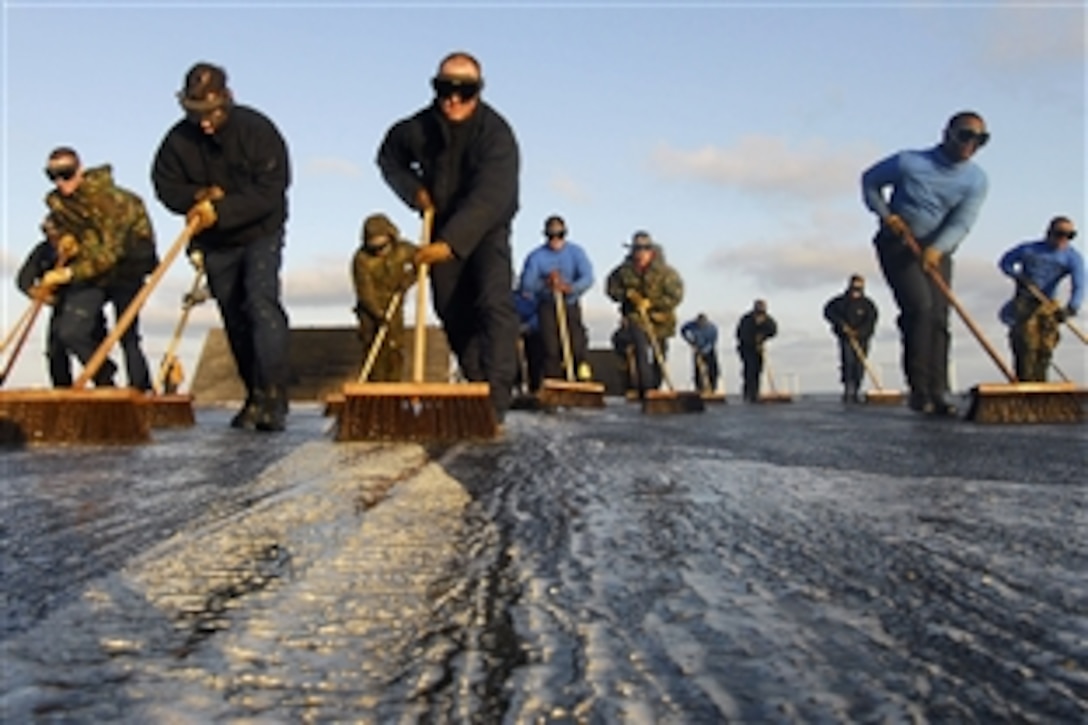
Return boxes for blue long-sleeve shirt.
[999,240,1084,314]
[861,145,988,254]
[519,241,594,305]
[681,319,718,355]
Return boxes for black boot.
[255,386,288,433]
[230,392,263,430]
[93,359,118,387]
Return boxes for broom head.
[140,393,196,428]
[700,391,727,404]
[642,389,706,415]
[0,388,150,446]
[336,382,498,442]
[758,392,794,404]
[864,389,905,406]
[537,378,606,409]
[966,382,1086,424]
[323,392,345,418]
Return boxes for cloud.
[649,135,879,201]
[550,173,591,204]
[284,263,354,307]
[303,156,362,178]
[706,235,883,291]
[978,5,1086,68]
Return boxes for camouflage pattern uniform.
[1008,296,1061,382]
[352,214,418,382]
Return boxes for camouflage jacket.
[44,165,157,285]
[352,240,419,322]
[605,246,684,337]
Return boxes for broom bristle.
[336,382,498,441]
[538,379,606,409]
[864,390,905,406]
[966,383,1086,424]
[700,392,727,404]
[141,394,196,429]
[0,388,150,446]
[642,390,705,415]
[323,393,345,418]
[758,392,794,404]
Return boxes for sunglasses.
[952,128,990,147]
[432,77,481,102]
[1051,229,1077,240]
[45,166,78,182]
[545,229,566,239]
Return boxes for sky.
[1,0,1085,395]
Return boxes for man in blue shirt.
[681,313,719,394]
[861,111,989,416]
[998,216,1084,382]
[518,215,595,382]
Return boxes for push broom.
[0,248,73,388]
[143,269,208,428]
[1020,279,1088,346]
[324,287,406,419]
[758,346,793,403]
[537,288,605,408]
[899,229,1084,423]
[0,219,200,445]
[337,210,498,442]
[691,345,725,404]
[635,307,704,415]
[845,333,904,405]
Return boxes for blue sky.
[2,1,1085,393]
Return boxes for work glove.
[56,233,80,260]
[415,187,435,213]
[883,213,910,238]
[415,241,454,266]
[547,270,572,294]
[626,289,650,312]
[186,199,218,234]
[840,323,856,339]
[183,284,211,308]
[29,285,56,306]
[1054,306,1069,323]
[188,248,205,274]
[41,266,74,289]
[194,185,225,202]
[921,246,942,274]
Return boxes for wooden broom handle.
[900,228,1018,383]
[1021,279,1088,345]
[154,269,205,392]
[846,332,886,391]
[1,302,37,356]
[74,218,200,389]
[636,306,675,392]
[0,250,72,386]
[413,209,434,384]
[555,287,576,381]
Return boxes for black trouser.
[203,233,291,396]
[46,304,107,387]
[615,321,664,393]
[875,230,952,401]
[517,330,545,393]
[53,283,116,385]
[537,295,588,380]
[693,349,719,392]
[738,346,762,401]
[429,227,518,419]
[837,337,867,390]
[106,279,152,390]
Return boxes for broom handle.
[636,306,675,392]
[74,218,199,390]
[154,269,205,392]
[413,209,434,385]
[846,332,886,391]
[357,289,403,383]
[762,347,780,394]
[555,288,576,381]
[0,250,72,386]
[900,229,1018,383]
[1021,279,1088,345]
[1,302,37,356]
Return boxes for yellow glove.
[187,199,218,233]
[29,285,56,305]
[56,233,80,260]
[188,248,205,274]
[42,266,74,289]
[415,241,454,266]
[194,185,225,202]
[922,246,942,273]
[883,213,910,238]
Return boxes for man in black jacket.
[823,274,879,403]
[377,51,520,422]
[151,62,292,431]
[735,299,777,402]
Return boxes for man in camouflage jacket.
[606,231,684,394]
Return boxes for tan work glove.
[194,185,225,202]
[187,199,217,233]
[627,290,651,313]
[41,266,74,289]
[922,246,942,273]
[415,241,454,266]
[415,187,435,213]
[188,248,205,274]
[29,285,57,306]
[56,233,80,260]
[883,213,910,238]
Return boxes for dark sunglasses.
[45,166,77,182]
[1051,228,1077,240]
[432,77,481,101]
[545,229,566,239]
[953,128,990,147]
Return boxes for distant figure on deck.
[998,216,1083,382]
[823,274,878,403]
[681,313,720,394]
[735,299,777,403]
[513,286,543,395]
[351,213,417,382]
